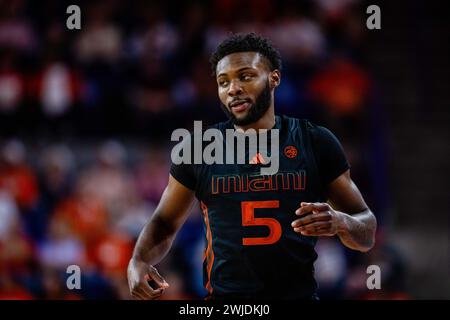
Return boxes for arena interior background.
[0,0,448,299]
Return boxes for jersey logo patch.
[284,146,298,159]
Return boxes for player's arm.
[127,175,196,299]
[291,170,377,252]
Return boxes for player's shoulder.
[278,115,336,141]
[278,114,319,132]
[206,116,330,136]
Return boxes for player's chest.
[197,142,313,199]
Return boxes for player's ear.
[269,70,281,89]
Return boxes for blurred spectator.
[0,273,34,299]
[77,141,136,221]
[126,3,179,117]
[52,192,108,245]
[269,13,326,65]
[0,140,39,211]
[75,2,123,64]
[39,144,75,205]
[133,148,169,203]
[41,268,81,300]
[0,0,36,53]
[0,189,19,240]
[87,229,133,277]
[308,57,371,117]
[115,194,154,239]
[314,238,348,299]
[0,49,24,115]
[38,216,86,270]
[313,0,358,23]
[128,3,179,63]
[30,61,82,118]
[0,200,34,276]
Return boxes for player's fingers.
[303,202,330,212]
[291,212,331,228]
[293,221,332,233]
[148,266,170,289]
[139,280,165,299]
[129,276,145,299]
[145,289,164,299]
[295,203,314,216]
[299,227,335,237]
[295,202,330,216]
[131,289,146,300]
[294,221,331,234]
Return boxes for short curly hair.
[209,32,282,76]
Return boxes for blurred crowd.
[0,0,409,299]
[0,139,179,299]
[0,0,376,138]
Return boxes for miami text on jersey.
[211,170,306,194]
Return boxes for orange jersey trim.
[200,201,214,295]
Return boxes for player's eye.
[218,80,229,87]
[241,74,253,81]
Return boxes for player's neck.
[234,106,276,132]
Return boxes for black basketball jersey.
[170,115,350,299]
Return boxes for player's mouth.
[229,99,251,112]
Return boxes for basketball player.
[127,33,377,300]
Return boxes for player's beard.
[220,80,272,126]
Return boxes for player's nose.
[228,80,243,97]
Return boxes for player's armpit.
[325,170,368,214]
[155,174,197,232]
[130,175,196,265]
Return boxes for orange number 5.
[241,200,282,246]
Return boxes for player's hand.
[291,202,344,237]
[127,258,170,300]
